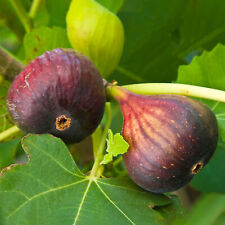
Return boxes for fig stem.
[89,103,112,179]
[92,127,103,159]
[0,125,21,142]
[123,83,225,102]
[107,83,225,103]
[9,0,32,33]
[29,0,42,19]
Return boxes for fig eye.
[191,161,204,175]
[56,115,71,131]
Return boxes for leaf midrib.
[72,179,136,225]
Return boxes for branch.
[0,47,25,81]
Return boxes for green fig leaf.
[158,195,187,223]
[101,152,113,165]
[191,140,225,193]
[111,0,225,84]
[101,129,129,165]
[0,134,180,225]
[109,133,129,156]
[178,43,225,90]
[32,3,49,28]
[96,0,124,13]
[24,27,70,64]
[0,139,20,169]
[45,0,71,28]
[172,194,225,225]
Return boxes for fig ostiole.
[7,48,106,144]
[109,86,218,193]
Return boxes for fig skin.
[111,86,218,193]
[66,0,124,77]
[7,48,106,143]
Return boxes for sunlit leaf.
[101,129,129,164]
[24,27,70,63]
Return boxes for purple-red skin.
[113,87,218,193]
[7,48,106,143]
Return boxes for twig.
[0,47,25,81]
[9,0,32,33]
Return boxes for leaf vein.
[7,178,86,219]
[95,181,135,225]
[73,179,92,225]
[14,171,52,190]
[0,190,30,200]
[27,140,84,178]
[212,101,220,111]
[97,180,146,194]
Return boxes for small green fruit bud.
[66,0,124,77]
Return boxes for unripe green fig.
[66,0,124,77]
[7,48,106,144]
[109,86,218,193]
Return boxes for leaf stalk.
[89,103,112,179]
[0,126,21,142]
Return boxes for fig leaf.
[101,129,129,164]
[0,134,180,225]
[23,27,70,64]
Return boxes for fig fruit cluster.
[7,48,218,193]
[7,48,106,143]
[110,86,218,193]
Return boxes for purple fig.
[7,48,106,143]
[110,86,218,193]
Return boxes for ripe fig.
[7,48,106,143]
[109,86,218,193]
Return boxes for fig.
[66,0,124,77]
[7,48,106,143]
[110,86,218,193]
